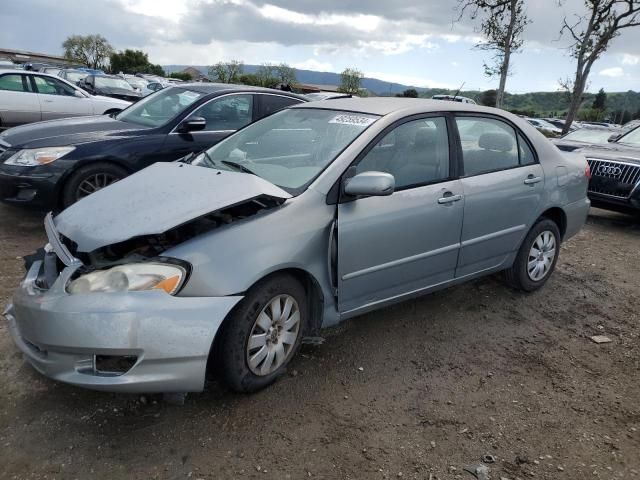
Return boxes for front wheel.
[505,218,561,292]
[219,274,307,393]
[61,162,128,208]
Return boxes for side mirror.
[178,116,207,133]
[608,133,622,143]
[344,171,395,197]
[74,90,84,98]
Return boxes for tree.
[559,0,640,134]
[109,49,164,75]
[338,68,364,94]
[238,73,262,87]
[62,34,114,69]
[208,60,244,83]
[169,72,193,81]
[275,63,297,85]
[255,63,279,87]
[458,0,529,108]
[592,87,607,110]
[479,89,498,106]
[396,88,419,98]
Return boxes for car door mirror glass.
[608,133,621,143]
[344,171,395,197]
[179,116,207,132]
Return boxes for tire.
[505,218,561,292]
[220,274,307,393]
[61,162,128,208]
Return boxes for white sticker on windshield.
[329,114,375,127]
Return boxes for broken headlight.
[67,262,186,295]
[4,146,75,166]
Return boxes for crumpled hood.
[0,115,146,148]
[54,162,291,253]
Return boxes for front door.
[454,115,545,277]
[337,116,464,315]
[162,93,255,160]
[31,75,93,120]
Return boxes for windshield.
[563,129,616,144]
[65,71,87,83]
[192,108,379,193]
[618,126,640,146]
[125,78,148,89]
[95,76,133,90]
[115,87,206,127]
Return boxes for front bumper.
[4,262,243,393]
[588,191,640,214]
[0,164,63,208]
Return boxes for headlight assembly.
[67,262,187,295]
[4,146,75,166]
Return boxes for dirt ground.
[0,203,638,480]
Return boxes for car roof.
[171,82,307,99]
[293,97,506,116]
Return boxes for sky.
[1,0,639,93]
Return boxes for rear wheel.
[219,274,307,393]
[505,218,560,292]
[61,162,128,208]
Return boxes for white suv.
[0,70,130,129]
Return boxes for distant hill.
[163,64,640,118]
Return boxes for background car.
[0,59,18,70]
[38,66,62,76]
[431,94,477,104]
[305,92,352,101]
[553,125,622,152]
[0,84,306,208]
[57,68,89,86]
[120,75,156,96]
[79,74,143,102]
[525,117,562,136]
[572,125,640,215]
[0,70,129,130]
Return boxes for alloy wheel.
[76,173,120,200]
[527,230,556,282]
[246,294,301,376]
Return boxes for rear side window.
[356,117,450,190]
[0,74,30,92]
[258,95,302,119]
[456,117,520,176]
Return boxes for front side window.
[456,117,520,176]
[33,76,76,96]
[192,108,379,193]
[115,87,206,127]
[188,94,253,131]
[356,117,450,189]
[0,74,30,92]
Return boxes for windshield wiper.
[221,160,257,176]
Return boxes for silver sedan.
[4,98,590,394]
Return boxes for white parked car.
[0,70,131,129]
[432,94,477,105]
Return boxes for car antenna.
[452,81,465,101]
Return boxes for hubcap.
[527,230,556,282]
[76,173,120,200]
[246,294,301,376]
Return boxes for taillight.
[585,164,591,179]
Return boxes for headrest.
[414,128,439,148]
[478,132,513,152]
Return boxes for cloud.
[599,67,624,78]
[621,54,639,66]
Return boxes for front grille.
[587,158,640,199]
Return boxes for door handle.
[437,192,462,204]
[524,175,542,185]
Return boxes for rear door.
[255,93,304,120]
[0,73,41,127]
[337,115,464,315]
[31,75,94,120]
[454,115,544,277]
[162,93,255,160]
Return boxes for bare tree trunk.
[495,0,517,108]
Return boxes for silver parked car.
[4,98,590,394]
[0,70,130,129]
